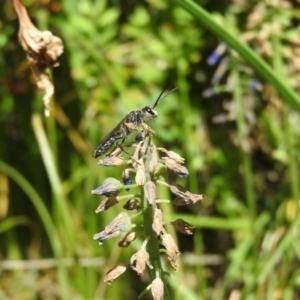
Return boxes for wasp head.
[141,106,158,121]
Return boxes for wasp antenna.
[153,83,177,109]
[153,82,170,109]
[153,83,170,109]
[159,87,178,103]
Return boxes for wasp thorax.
[142,106,158,121]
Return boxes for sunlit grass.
[1,0,300,299]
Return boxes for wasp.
[92,85,176,159]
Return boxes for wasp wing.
[92,112,138,158]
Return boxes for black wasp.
[92,85,176,158]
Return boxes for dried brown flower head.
[12,0,63,116]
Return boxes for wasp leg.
[108,137,126,157]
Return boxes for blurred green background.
[1,0,300,299]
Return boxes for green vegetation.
[1,0,300,299]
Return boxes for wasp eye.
[146,108,154,115]
[143,107,157,116]
[142,106,158,121]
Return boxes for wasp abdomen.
[93,132,124,158]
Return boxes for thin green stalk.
[176,64,199,193]
[142,187,171,299]
[282,106,300,203]
[0,161,71,299]
[230,212,271,298]
[193,232,206,299]
[141,184,161,272]
[257,215,300,283]
[156,180,199,300]
[272,34,300,262]
[175,214,250,231]
[231,64,256,218]
[31,114,76,253]
[271,37,300,202]
[254,34,300,287]
[141,146,172,299]
[175,0,300,111]
[0,216,30,234]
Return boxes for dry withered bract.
[93,212,132,245]
[131,141,143,168]
[92,178,123,197]
[135,158,146,185]
[144,181,157,206]
[95,197,119,213]
[109,146,127,157]
[162,234,180,271]
[104,264,126,284]
[142,122,156,136]
[141,135,151,154]
[170,184,190,198]
[152,209,163,236]
[151,278,164,300]
[158,148,185,164]
[123,198,141,211]
[161,157,189,177]
[124,122,140,132]
[171,219,194,235]
[170,184,203,205]
[118,231,137,248]
[106,212,132,233]
[130,250,153,276]
[99,156,126,167]
[149,145,158,173]
[93,230,120,245]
